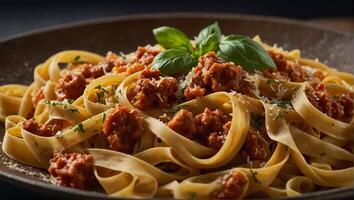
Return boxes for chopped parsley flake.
[74,55,81,61]
[95,85,113,104]
[118,89,123,96]
[74,123,85,133]
[67,99,75,104]
[189,192,197,200]
[271,100,291,109]
[102,112,106,123]
[96,91,105,104]
[67,108,79,113]
[250,113,264,129]
[249,169,261,184]
[44,100,79,113]
[275,109,287,120]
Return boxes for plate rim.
[0,12,353,44]
[0,12,353,200]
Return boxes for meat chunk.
[32,88,45,107]
[241,130,270,161]
[128,69,179,110]
[208,121,231,149]
[264,50,324,82]
[48,152,96,190]
[167,108,231,149]
[212,170,249,200]
[184,52,254,100]
[167,109,198,139]
[55,73,87,101]
[195,108,230,139]
[306,83,354,122]
[109,46,161,75]
[80,63,113,80]
[102,106,145,153]
[134,46,161,65]
[22,119,66,137]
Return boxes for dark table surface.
[0,1,353,200]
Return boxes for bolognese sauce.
[184,52,254,100]
[128,69,179,110]
[102,106,145,153]
[264,50,325,82]
[109,46,161,75]
[48,152,96,190]
[32,88,45,107]
[167,108,231,149]
[212,170,249,200]
[22,119,68,137]
[306,83,354,122]
[241,130,270,161]
[55,73,87,101]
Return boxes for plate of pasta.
[0,14,353,200]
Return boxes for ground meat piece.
[184,52,254,100]
[264,50,324,82]
[167,109,198,139]
[241,130,270,161]
[167,107,231,149]
[195,108,230,143]
[48,152,96,190]
[22,119,66,137]
[109,46,160,75]
[102,106,145,153]
[80,62,114,81]
[128,69,178,110]
[55,73,87,101]
[212,170,249,200]
[134,46,161,65]
[306,83,354,122]
[32,88,45,107]
[208,121,231,149]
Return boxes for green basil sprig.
[153,26,193,53]
[151,49,197,76]
[218,35,276,71]
[195,22,221,56]
[152,23,222,75]
[151,22,275,75]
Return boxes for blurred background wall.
[0,0,353,38]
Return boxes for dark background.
[0,0,353,39]
[0,0,353,199]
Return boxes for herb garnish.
[249,169,261,184]
[250,113,264,129]
[44,100,79,113]
[67,99,75,104]
[188,192,198,200]
[275,109,287,120]
[102,112,106,123]
[151,22,275,75]
[74,123,85,133]
[271,100,291,109]
[219,35,276,71]
[74,55,81,61]
[95,85,111,104]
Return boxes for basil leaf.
[219,35,276,71]
[153,26,193,52]
[196,22,221,55]
[151,49,197,76]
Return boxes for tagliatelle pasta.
[0,24,353,200]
